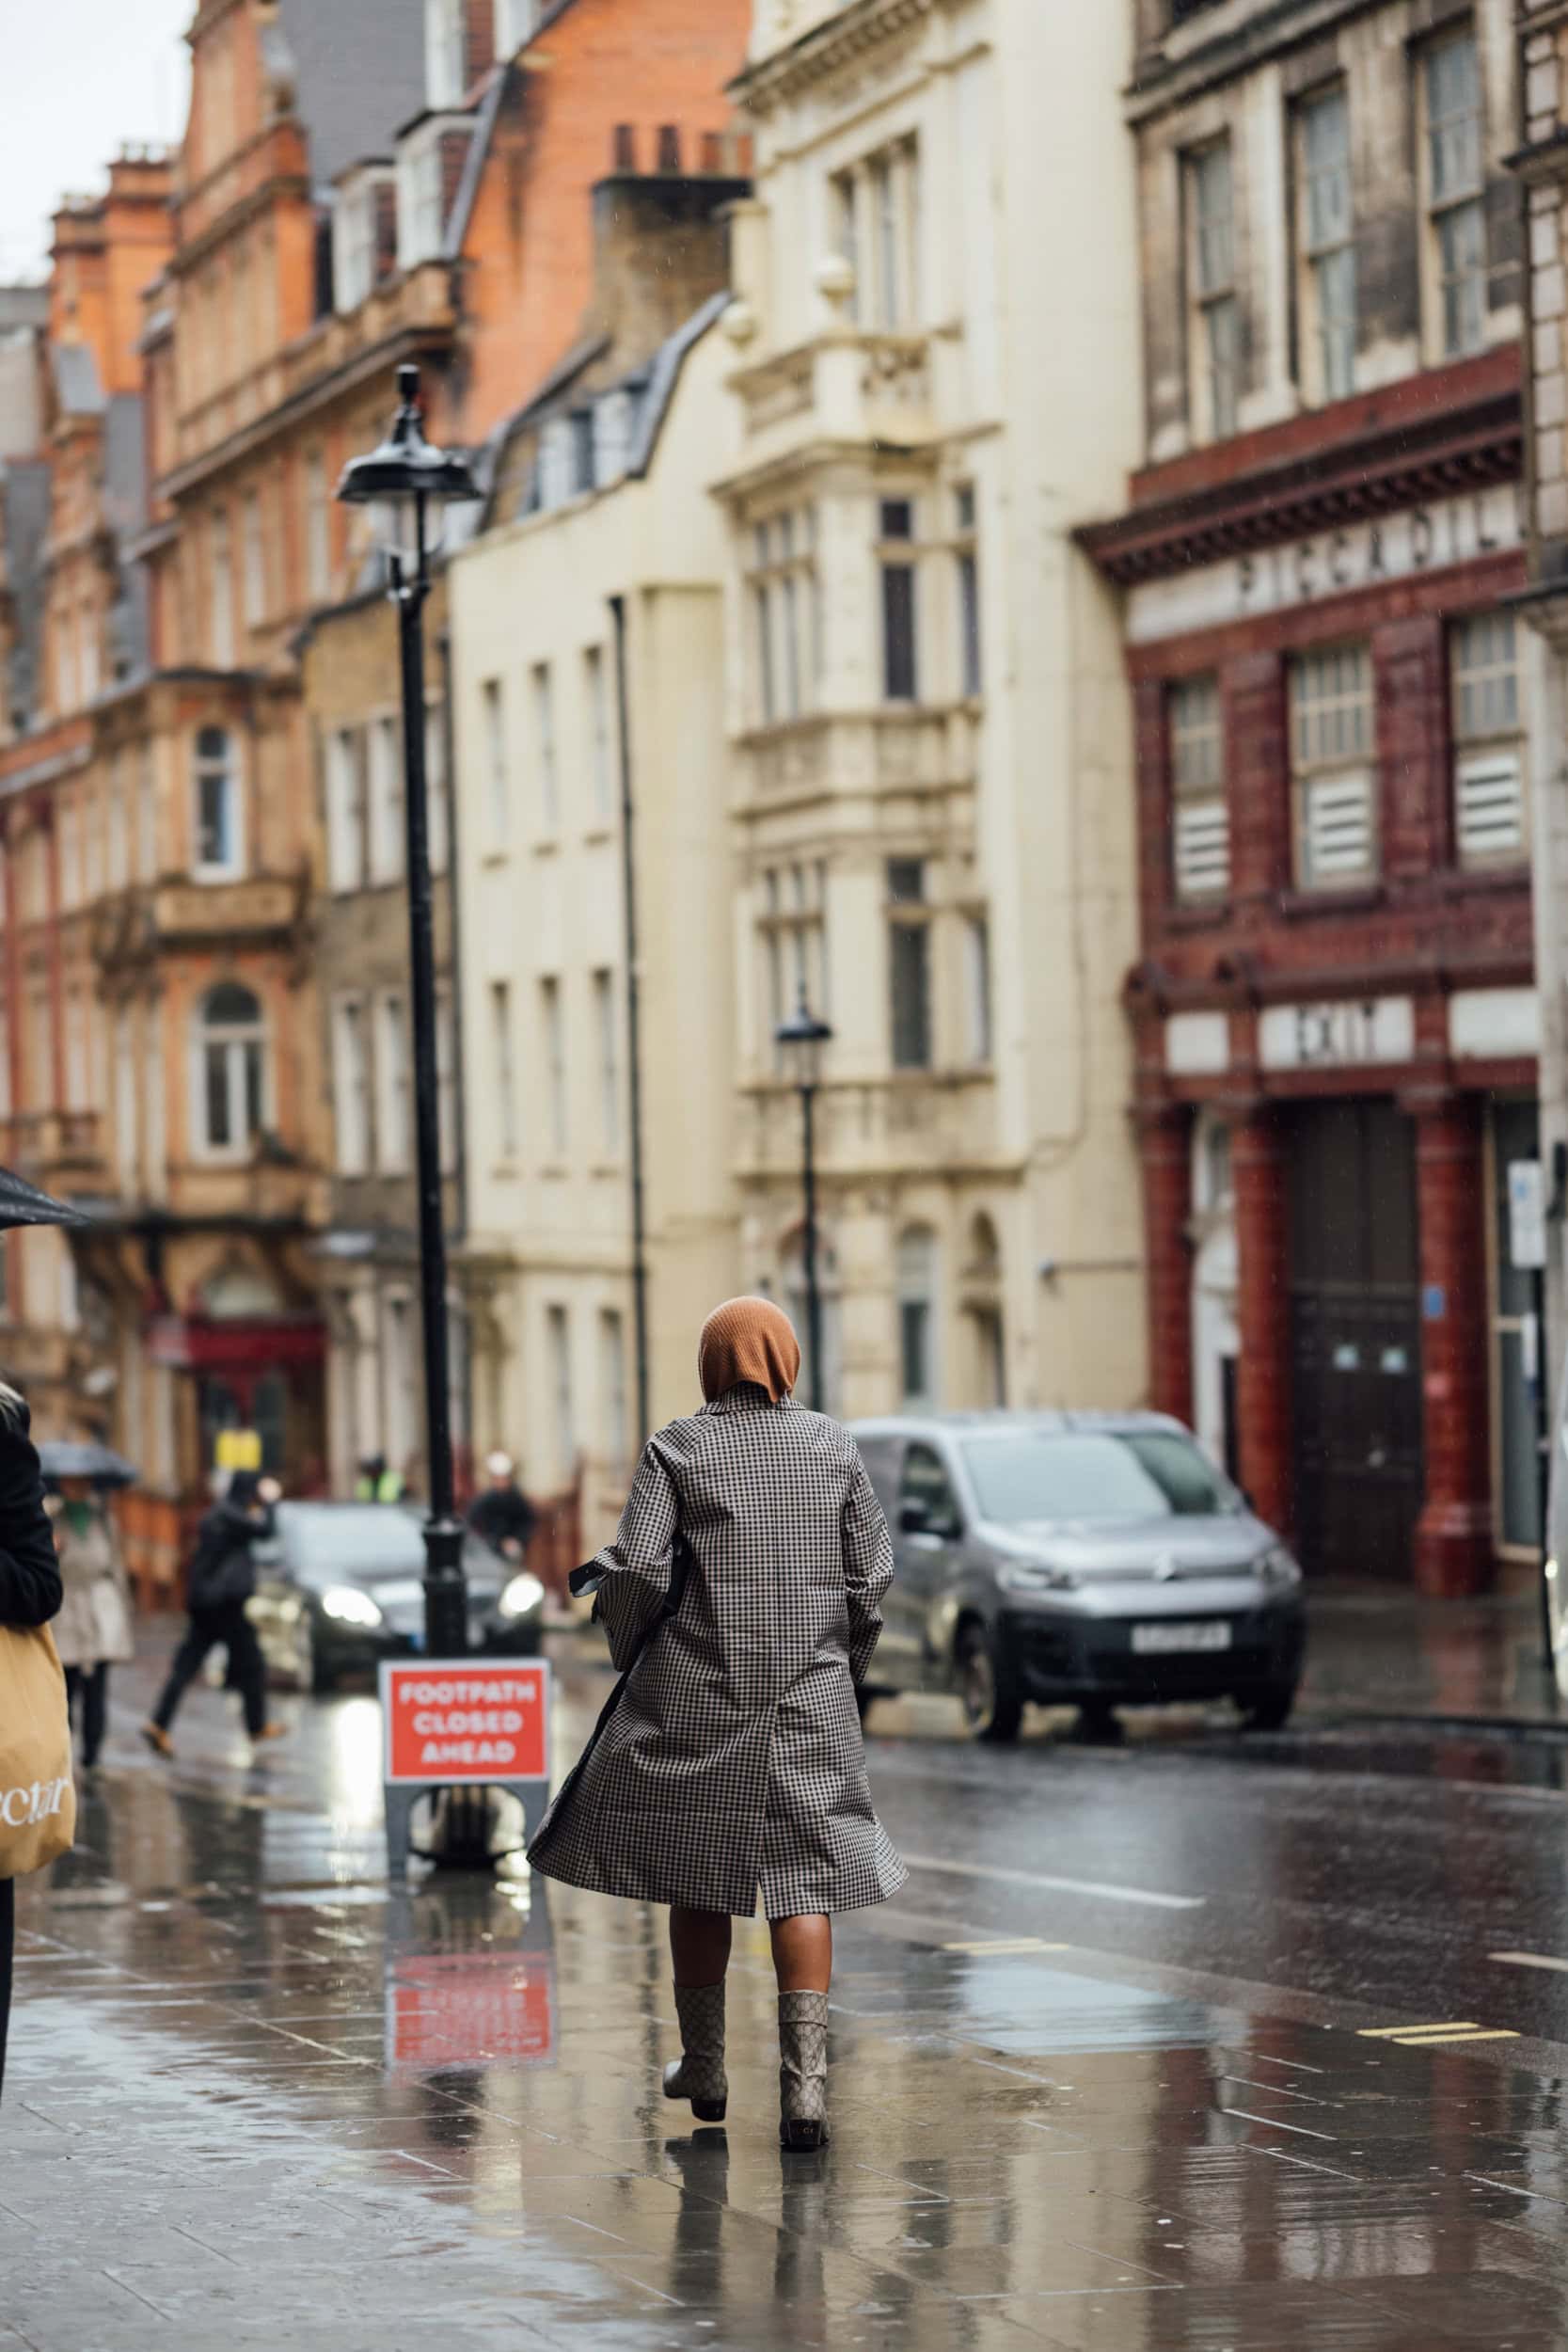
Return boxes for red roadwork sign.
[381,1660,551,1784]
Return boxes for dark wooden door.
[1287,1101,1423,1579]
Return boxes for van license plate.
[1132,1621,1232,1656]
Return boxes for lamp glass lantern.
[775,993,833,1090]
[335,362,480,577]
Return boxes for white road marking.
[1221,2107,1338,2141]
[941,1937,1071,1956]
[1490,1949,1568,1976]
[902,1852,1205,1912]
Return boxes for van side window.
[899,1443,962,1538]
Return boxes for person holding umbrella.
[140,1469,288,1757]
[46,1468,134,1774]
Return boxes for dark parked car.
[849,1411,1306,1742]
[248,1502,546,1693]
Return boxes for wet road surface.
[8,1632,1568,2347]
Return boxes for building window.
[482,677,508,847]
[879,499,919,703]
[1289,644,1376,888]
[546,1302,575,1475]
[209,509,234,666]
[846,135,919,329]
[540,976,566,1161]
[424,701,450,876]
[599,1307,628,1469]
[954,485,981,698]
[306,450,331,603]
[497,0,540,54]
[748,511,818,725]
[368,713,404,884]
[1298,87,1355,403]
[896,1227,939,1409]
[436,981,457,1177]
[532,662,558,831]
[242,490,266,626]
[490,979,516,1162]
[888,856,932,1070]
[1169,674,1229,899]
[1423,32,1486,360]
[106,749,130,891]
[964,914,992,1065]
[196,982,265,1159]
[425,0,467,103]
[1450,611,1524,866]
[400,128,450,268]
[331,993,371,1175]
[1187,141,1240,441]
[593,968,620,1158]
[325,725,364,892]
[761,863,829,1063]
[193,725,241,880]
[375,989,410,1174]
[585,645,614,824]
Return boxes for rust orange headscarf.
[699,1296,801,1405]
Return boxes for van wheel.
[1240,1680,1296,1732]
[957,1625,1022,1745]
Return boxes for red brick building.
[1085,0,1534,1595]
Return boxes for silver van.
[849,1411,1307,1742]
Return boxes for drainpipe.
[610,594,651,1447]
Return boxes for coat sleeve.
[842,1444,894,1688]
[586,1440,681,1674]
[0,1406,62,1629]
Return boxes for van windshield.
[961,1431,1243,1527]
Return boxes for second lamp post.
[337,363,478,1658]
[775,990,834,1413]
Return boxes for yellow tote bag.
[0,1622,74,1879]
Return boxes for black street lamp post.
[338,364,479,1659]
[775,990,834,1411]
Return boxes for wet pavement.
[1298,1580,1561,1730]
[8,1630,1568,2347]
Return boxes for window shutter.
[1173,796,1229,898]
[1301,771,1374,883]
[1455,748,1524,863]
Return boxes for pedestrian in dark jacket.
[0,1391,63,2101]
[527,1297,904,2151]
[467,1452,536,1561]
[141,1471,287,1756]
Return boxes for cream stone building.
[714,0,1146,1419]
[451,302,741,1534]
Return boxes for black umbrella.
[38,1439,138,1488]
[0,1167,95,1231]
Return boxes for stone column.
[1138,1103,1194,1427]
[1412,1093,1494,1597]
[1232,1106,1292,1534]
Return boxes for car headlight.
[499,1571,546,1621]
[1258,1546,1302,1591]
[320,1585,384,1629]
[996,1563,1077,1595]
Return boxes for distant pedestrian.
[528,1296,904,2151]
[0,1389,65,2101]
[356,1454,405,1503]
[467,1451,536,1563]
[49,1478,134,1772]
[140,1471,287,1757]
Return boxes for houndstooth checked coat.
[527,1387,906,1920]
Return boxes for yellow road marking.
[1359,2023,1481,2038]
[1358,2021,1519,2047]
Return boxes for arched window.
[194,725,241,879]
[197,983,266,1158]
[781,1228,843,1417]
[896,1226,940,1409]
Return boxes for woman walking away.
[141,1470,287,1757]
[50,1478,134,1772]
[0,1391,64,2101]
[528,1297,905,2151]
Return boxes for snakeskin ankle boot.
[662,1980,728,2122]
[778,1990,831,2151]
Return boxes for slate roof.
[274,0,427,191]
[52,343,104,417]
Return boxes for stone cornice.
[1080,387,1523,586]
[730,0,932,116]
[1129,0,1420,123]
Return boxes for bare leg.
[670,1906,733,1989]
[769,1912,832,1994]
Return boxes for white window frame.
[193,983,269,1164]
[896,1227,941,1410]
[747,510,820,726]
[193,725,244,882]
[331,992,371,1176]
[374,987,411,1175]
[425,0,466,108]
[325,725,364,894]
[1297,85,1356,405]
[367,712,404,885]
[1421,30,1487,364]
[1187,141,1240,443]
[1450,610,1525,867]
[1169,674,1230,901]
[1289,644,1377,890]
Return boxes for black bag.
[549,1534,693,1820]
